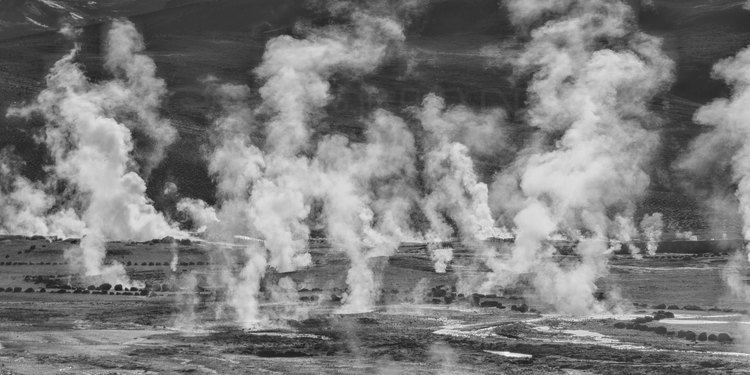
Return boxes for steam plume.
[8,19,180,285]
[640,212,663,256]
[678,39,750,299]
[196,6,412,322]
[314,109,417,312]
[417,94,509,243]
[0,147,84,238]
[485,0,673,313]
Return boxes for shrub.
[114,284,123,291]
[718,333,733,343]
[99,283,112,291]
[653,311,674,320]
[708,334,717,341]
[38,288,46,293]
[12,287,21,293]
[126,261,132,266]
[148,262,154,266]
[87,285,96,291]
[698,333,707,341]
[130,287,139,292]
[24,288,34,293]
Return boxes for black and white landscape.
[1,0,750,373]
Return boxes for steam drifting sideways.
[680,37,750,301]
[484,0,674,314]
[7,19,181,286]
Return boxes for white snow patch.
[531,325,651,351]
[40,0,65,10]
[611,265,715,271]
[25,17,50,29]
[246,332,329,340]
[537,313,644,322]
[659,319,750,325]
[484,350,532,359]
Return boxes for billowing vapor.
[8,19,180,285]
[610,214,641,258]
[414,94,511,274]
[484,0,673,313]
[315,109,417,312]
[417,94,509,243]
[188,4,415,322]
[176,198,219,234]
[104,19,177,176]
[640,213,663,256]
[675,230,698,241]
[430,247,453,274]
[0,147,84,238]
[679,39,750,298]
[683,45,750,246]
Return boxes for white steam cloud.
[8,19,181,286]
[484,0,674,313]
[640,212,663,256]
[187,6,415,323]
[679,38,750,299]
[0,147,84,238]
[418,94,509,243]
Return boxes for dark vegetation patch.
[201,328,346,357]
[0,308,65,322]
[85,303,178,326]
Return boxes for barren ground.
[0,236,749,374]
